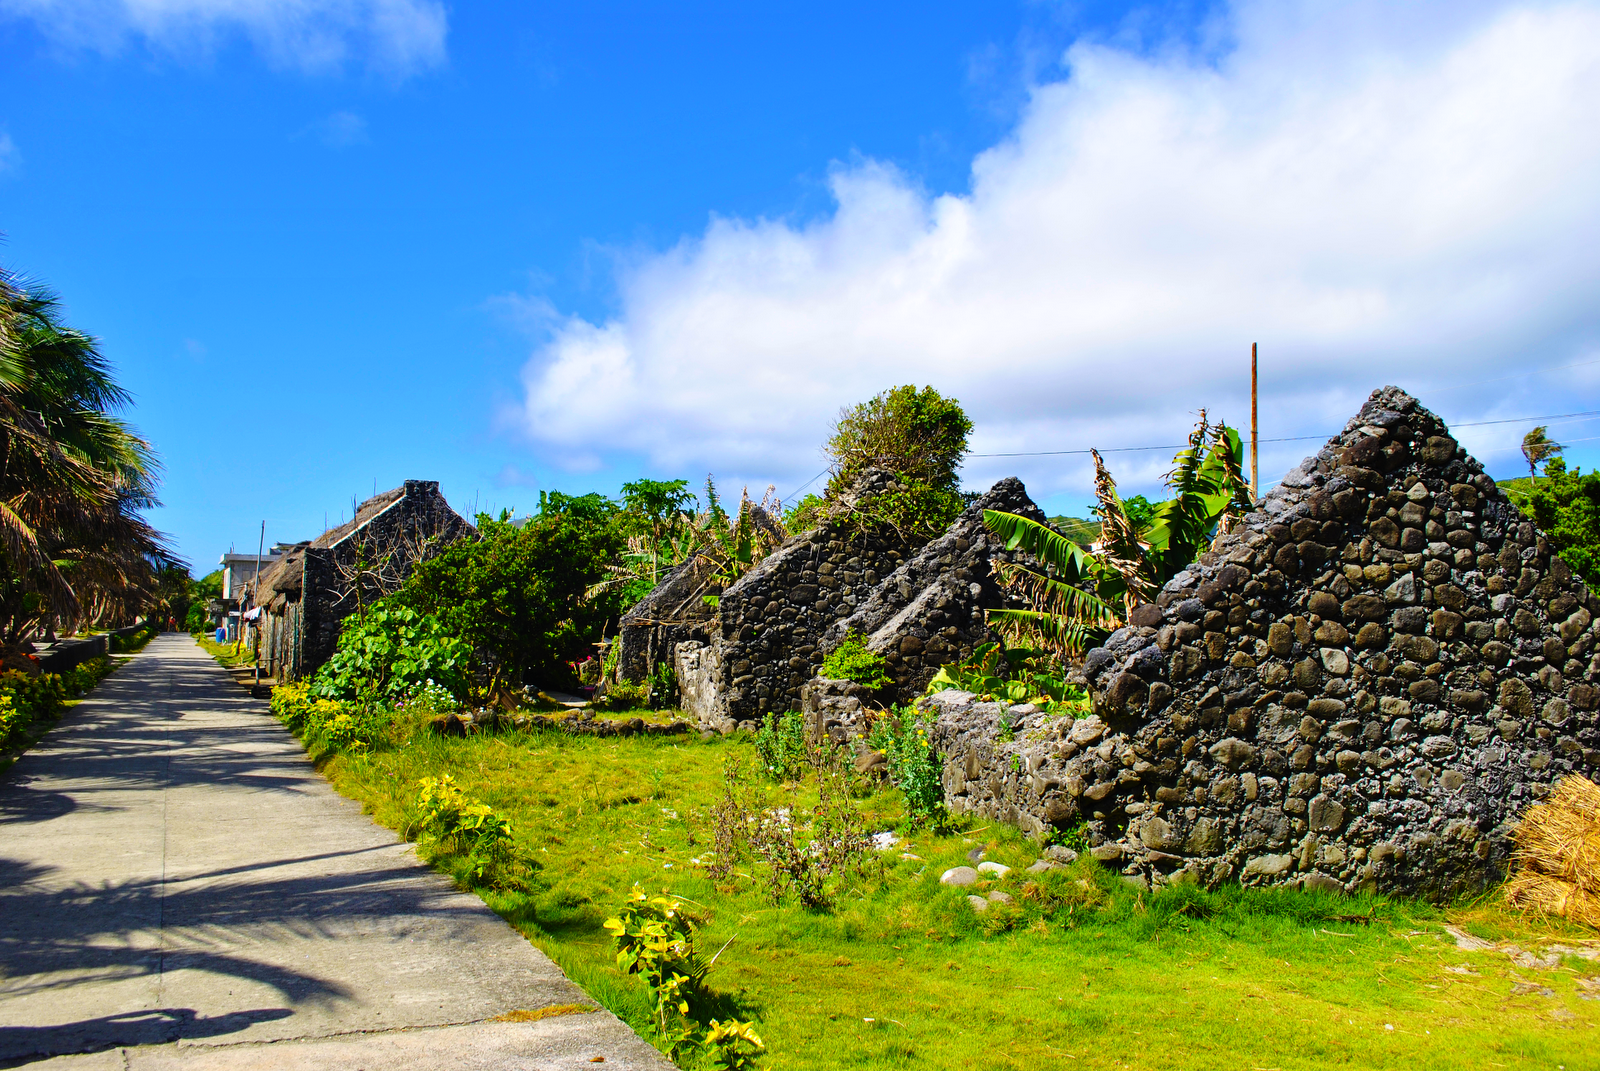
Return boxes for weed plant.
[752,709,807,782]
[867,707,947,830]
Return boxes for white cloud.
[0,132,18,173]
[0,0,446,76]
[513,1,1600,505]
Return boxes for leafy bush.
[867,706,947,830]
[311,604,470,704]
[818,631,890,688]
[396,502,627,693]
[753,709,807,782]
[411,774,523,886]
[271,680,384,751]
[824,385,972,540]
[184,601,211,633]
[926,643,1090,715]
[0,660,109,751]
[1526,466,1600,586]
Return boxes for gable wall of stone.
[921,387,1600,899]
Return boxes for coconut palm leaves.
[980,413,1252,659]
[0,272,180,643]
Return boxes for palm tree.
[1522,426,1563,481]
[0,272,181,644]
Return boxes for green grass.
[194,632,259,668]
[294,715,1600,1071]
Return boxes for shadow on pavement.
[0,1007,294,1067]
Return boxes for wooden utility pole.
[1250,343,1260,503]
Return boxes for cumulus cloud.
[0,0,447,76]
[512,0,1600,504]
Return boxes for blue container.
[215,627,226,644]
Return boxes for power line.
[968,409,1600,459]
[779,468,829,505]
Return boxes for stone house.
[253,480,474,681]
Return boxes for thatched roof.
[311,487,406,550]
[251,542,309,608]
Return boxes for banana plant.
[980,412,1251,659]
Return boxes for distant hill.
[1048,516,1100,545]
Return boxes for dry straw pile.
[1507,774,1600,929]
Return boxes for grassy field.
[281,703,1599,1071]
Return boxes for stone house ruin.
[617,468,1052,733]
[914,388,1600,899]
[252,480,474,681]
[623,385,1600,899]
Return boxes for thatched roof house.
[253,480,474,681]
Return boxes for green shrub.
[0,663,98,750]
[411,774,524,887]
[824,385,972,540]
[926,643,1090,715]
[1526,466,1600,585]
[604,885,765,1068]
[818,632,890,688]
[311,604,471,705]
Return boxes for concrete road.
[0,635,674,1070]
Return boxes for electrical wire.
[968,409,1600,459]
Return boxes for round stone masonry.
[925,386,1600,901]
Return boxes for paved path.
[0,635,674,1070]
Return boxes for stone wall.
[615,553,720,684]
[674,471,913,732]
[918,387,1600,899]
[824,477,1049,697]
[675,472,1059,734]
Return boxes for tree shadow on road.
[0,1007,294,1067]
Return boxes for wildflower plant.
[869,706,948,830]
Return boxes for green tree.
[1528,466,1600,586]
[619,477,695,586]
[395,498,627,693]
[0,272,179,643]
[823,384,973,539]
[1523,425,1563,481]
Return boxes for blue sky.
[2,0,1599,570]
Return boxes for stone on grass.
[976,861,1011,878]
[940,866,979,886]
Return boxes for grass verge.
[281,709,1600,1071]
[194,631,259,668]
